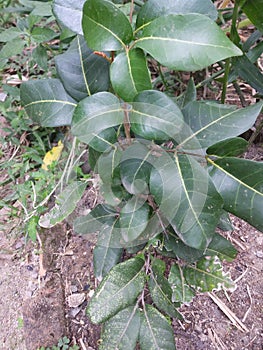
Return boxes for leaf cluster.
[16,0,263,349]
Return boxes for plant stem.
[123,103,131,145]
[195,68,225,89]
[221,1,240,104]
[221,58,231,104]
[249,119,263,145]
[129,0,134,24]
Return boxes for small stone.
[67,293,86,308]
[256,251,263,259]
[70,285,78,293]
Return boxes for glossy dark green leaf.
[131,90,184,141]
[88,146,102,171]
[184,256,235,292]
[39,181,87,228]
[176,78,196,109]
[206,137,248,157]
[209,157,263,231]
[89,127,117,152]
[53,0,85,34]
[232,55,263,94]
[217,211,233,231]
[246,41,263,63]
[136,0,217,28]
[100,183,127,206]
[206,233,237,262]
[73,203,117,234]
[120,196,150,242]
[55,35,110,101]
[120,142,153,195]
[100,306,140,350]
[20,79,77,127]
[135,14,242,71]
[98,147,122,184]
[151,154,223,250]
[139,304,176,350]
[149,258,182,319]
[110,48,152,102]
[164,234,204,263]
[240,0,263,32]
[168,264,195,303]
[94,220,123,280]
[179,100,263,150]
[71,92,124,145]
[82,0,133,51]
[87,256,146,324]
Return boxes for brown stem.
[129,0,134,24]
[123,103,131,145]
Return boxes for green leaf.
[139,304,176,350]
[136,0,217,28]
[110,49,152,101]
[240,0,263,32]
[73,203,117,234]
[100,183,124,206]
[55,35,110,101]
[120,196,150,243]
[53,0,85,34]
[206,233,237,262]
[71,92,124,145]
[184,256,235,292]
[135,14,242,71]
[217,211,233,231]
[120,142,153,195]
[0,27,21,42]
[20,79,77,127]
[39,181,87,228]
[110,49,152,102]
[131,90,184,141]
[0,38,25,60]
[168,264,195,303]
[164,234,204,263]
[94,220,123,280]
[151,154,223,250]
[149,258,183,319]
[206,137,249,157]
[209,157,263,231]
[176,78,196,109]
[232,55,263,94]
[82,0,133,51]
[32,45,48,70]
[89,127,118,152]
[179,100,263,149]
[98,147,122,184]
[99,306,140,350]
[87,256,146,324]
[31,27,58,43]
